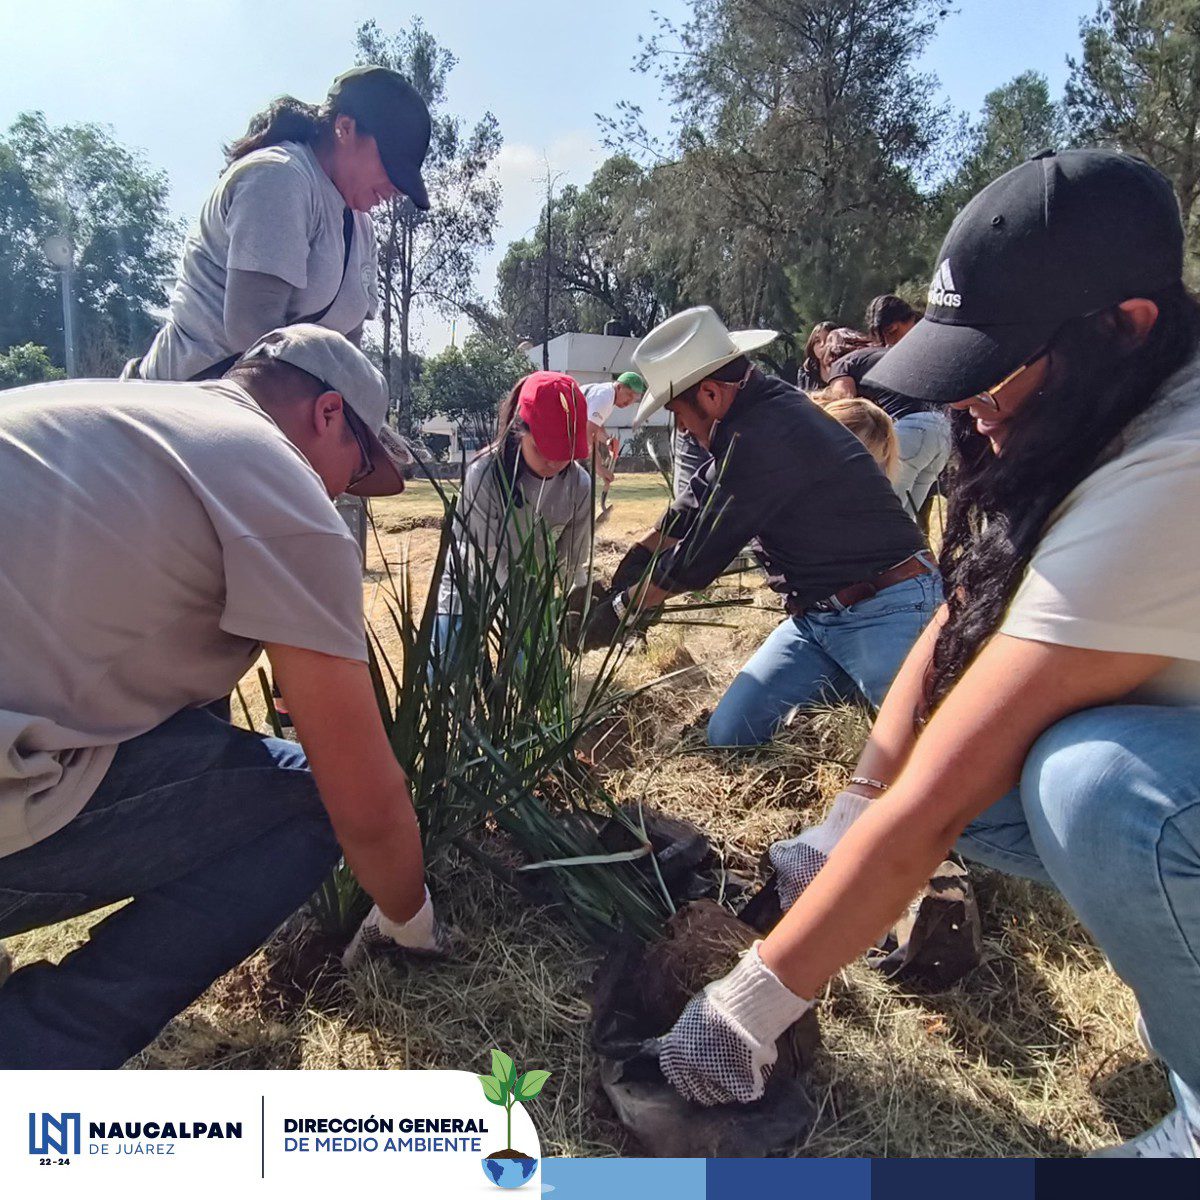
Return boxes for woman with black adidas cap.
[659,148,1200,1158]
[128,67,431,388]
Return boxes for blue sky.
[2,0,1096,351]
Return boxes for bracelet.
[849,776,889,793]
[612,589,629,620]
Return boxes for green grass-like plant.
[311,448,748,945]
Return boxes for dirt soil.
[6,475,1172,1156]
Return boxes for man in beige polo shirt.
[0,325,438,1067]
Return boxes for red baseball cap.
[516,372,589,462]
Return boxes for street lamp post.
[43,235,77,377]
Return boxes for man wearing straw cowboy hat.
[580,305,942,747]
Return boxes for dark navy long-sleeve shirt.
[653,371,926,609]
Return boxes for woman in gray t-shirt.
[131,67,432,383]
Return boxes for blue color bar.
[708,1157,872,1199]
[543,1156,707,1199]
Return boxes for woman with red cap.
[433,371,594,659]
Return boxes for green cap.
[616,371,647,393]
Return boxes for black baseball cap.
[864,149,1184,405]
[328,66,432,210]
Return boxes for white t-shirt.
[1002,350,1200,705]
[584,382,617,427]
[140,142,378,381]
[0,379,366,857]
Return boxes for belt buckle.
[809,594,843,614]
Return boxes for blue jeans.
[0,707,338,1068]
[432,613,464,666]
[707,573,943,747]
[893,411,951,519]
[956,705,1200,1132]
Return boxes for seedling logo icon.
[479,1048,550,1189]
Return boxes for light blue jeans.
[957,704,1200,1132]
[707,573,942,747]
[431,613,463,667]
[893,411,951,519]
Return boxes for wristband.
[849,776,889,792]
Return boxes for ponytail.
[226,96,331,163]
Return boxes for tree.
[0,113,181,374]
[355,19,503,431]
[952,72,1069,199]
[496,156,681,342]
[0,343,65,389]
[604,0,950,339]
[1066,0,1200,270]
[414,334,530,446]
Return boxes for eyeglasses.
[964,305,1117,412]
[342,404,375,488]
[966,348,1050,412]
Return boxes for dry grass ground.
[7,474,1171,1157]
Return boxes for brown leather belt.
[789,551,937,616]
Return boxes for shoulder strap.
[295,206,356,326]
[187,207,357,382]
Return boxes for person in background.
[128,67,431,383]
[0,326,442,1068]
[816,327,873,383]
[583,371,647,511]
[824,327,951,525]
[659,150,1200,1159]
[799,320,838,392]
[671,421,712,502]
[811,392,899,482]
[866,294,920,347]
[434,371,594,661]
[580,307,940,749]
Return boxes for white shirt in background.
[584,382,618,427]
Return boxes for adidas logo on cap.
[927,259,962,308]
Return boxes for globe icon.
[481,1154,538,1189]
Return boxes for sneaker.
[0,941,11,988]
[1089,1108,1199,1158]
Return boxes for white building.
[419,331,672,461]
[524,332,671,450]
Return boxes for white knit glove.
[768,791,872,911]
[342,888,451,967]
[658,941,814,1107]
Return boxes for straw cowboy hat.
[632,306,778,425]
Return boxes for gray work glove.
[767,790,872,911]
[342,887,452,967]
[659,941,814,1107]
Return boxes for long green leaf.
[517,846,652,871]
